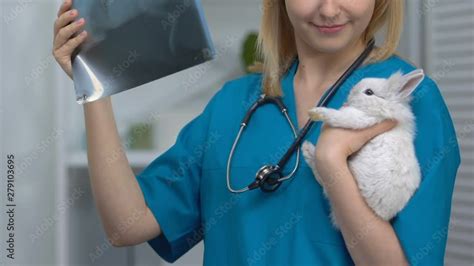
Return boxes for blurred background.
[0,0,472,265]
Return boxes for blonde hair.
[250,0,404,97]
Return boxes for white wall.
[1,0,59,265]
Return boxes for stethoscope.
[226,38,376,193]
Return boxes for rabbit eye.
[364,88,374,96]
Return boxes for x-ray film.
[71,0,215,104]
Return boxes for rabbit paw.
[301,141,323,186]
[301,140,316,166]
[308,107,328,121]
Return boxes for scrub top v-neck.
[135,54,461,266]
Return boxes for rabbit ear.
[397,69,425,99]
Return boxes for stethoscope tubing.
[226,95,300,193]
[226,38,376,193]
[276,38,376,169]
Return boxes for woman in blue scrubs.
[52,0,461,265]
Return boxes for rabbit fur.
[301,69,424,229]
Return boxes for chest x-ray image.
[71,0,215,104]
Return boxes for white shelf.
[67,150,166,168]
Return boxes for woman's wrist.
[315,154,349,186]
[316,153,347,170]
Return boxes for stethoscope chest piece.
[249,164,283,192]
[225,38,376,194]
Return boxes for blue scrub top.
[135,54,461,265]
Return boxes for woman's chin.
[311,40,351,54]
[307,34,358,54]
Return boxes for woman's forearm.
[83,96,160,246]
[317,157,408,265]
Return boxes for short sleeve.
[135,91,218,263]
[391,78,462,265]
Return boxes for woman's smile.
[310,22,348,34]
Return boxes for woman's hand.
[313,119,398,183]
[52,0,87,80]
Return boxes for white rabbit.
[301,69,424,229]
